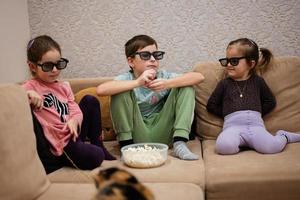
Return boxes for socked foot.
[173,141,199,160]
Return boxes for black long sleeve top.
[206,74,276,118]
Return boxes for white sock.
[278,130,300,143]
[173,141,199,160]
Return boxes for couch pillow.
[193,61,224,139]
[262,57,300,134]
[193,56,300,140]
[74,87,116,141]
[0,84,50,200]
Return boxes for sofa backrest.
[193,56,300,140]
[66,77,113,94]
[0,84,50,200]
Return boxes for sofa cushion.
[74,87,116,141]
[48,138,206,189]
[37,183,96,200]
[0,84,50,200]
[144,182,204,200]
[37,182,204,200]
[203,140,300,200]
[193,56,300,139]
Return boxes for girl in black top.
[206,38,300,155]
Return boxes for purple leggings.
[63,95,105,169]
[216,110,287,154]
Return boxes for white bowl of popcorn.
[121,143,168,168]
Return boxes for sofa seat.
[37,182,204,200]
[202,140,300,200]
[37,183,95,200]
[48,138,205,189]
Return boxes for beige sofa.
[1,56,299,200]
[193,56,300,200]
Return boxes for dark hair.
[27,35,61,63]
[227,38,273,74]
[125,35,157,58]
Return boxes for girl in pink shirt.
[23,35,115,173]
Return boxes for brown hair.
[125,35,157,58]
[26,35,61,76]
[227,38,273,74]
[27,35,61,64]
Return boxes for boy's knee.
[112,91,131,98]
[111,91,131,102]
[178,86,194,95]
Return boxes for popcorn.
[122,144,167,168]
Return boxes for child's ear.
[127,57,134,68]
[28,61,37,73]
[250,60,256,68]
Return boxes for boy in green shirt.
[97,35,204,160]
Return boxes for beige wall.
[27,0,300,79]
[0,1,299,81]
[0,0,30,83]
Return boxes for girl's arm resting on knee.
[96,80,140,96]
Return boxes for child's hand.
[27,90,43,110]
[147,79,168,92]
[137,69,157,86]
[65,119,79,142]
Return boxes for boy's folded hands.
[138,69,157,87]
[146,79,168,92]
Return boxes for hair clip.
[248,38,257,47]
[27,39,35,50]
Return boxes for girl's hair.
[125,35,157,58]
[27,35,61,63]
[227,38,273,74]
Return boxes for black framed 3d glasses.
[36,58,69,72]
[133,51,165,61]
[219,57,246,67]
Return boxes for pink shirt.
[22,79,83,156]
